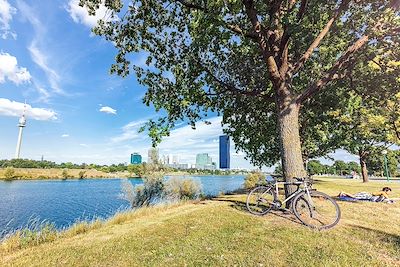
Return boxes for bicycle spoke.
[246,186,275,215]
[293,192,340,229]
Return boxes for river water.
[0,175,245,236]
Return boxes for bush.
[78,171,86,179]
[121,174,164,208]
[121,175,203,208]
[4,167,15,180]
[244,172,265,189]
[165,177,202,200]
[61,169,69,180]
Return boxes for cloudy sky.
[0,0,358,169]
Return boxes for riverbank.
[1,178,399,266]
[0,168,131,180]
[0,168,245,180]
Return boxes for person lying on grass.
[338,187,396,203]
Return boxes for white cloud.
[28,43,63,94]
[0,52,31,84]
[111,119,147,143]
[80,143,89,147]
[66,0,116,28]
[0,98,57,120]
[17,0,64,96]
[0,0,16,39]
[99,106,117,115]
[61,134,69,138]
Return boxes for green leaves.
[80,0,400,167]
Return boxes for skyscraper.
[196,153,215,170]
[219,135,230,169]
[130,153,142,164]
[147,148,159,164]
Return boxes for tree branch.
[242,0,282,84]
[297,0,308,21]
[225,24,258,40]
[175,0,206,11]
[393,121,400,141]
[290,0,351,76]
[175,1,258,41]
[195,60,265,97]
[297,35,369,104]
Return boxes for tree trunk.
[277,96,307,203]
[359,150,369,183]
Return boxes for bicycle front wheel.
[246,185,275,216]
[292,191,341,230]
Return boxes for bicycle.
[246,177,341,230]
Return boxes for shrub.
[244,172,266,189]
[165,177,202,200]
[4,167,15,180]
[121,174,164,208]
[78,171,86,179]
[121,175,202,208]
[61,169,69,180]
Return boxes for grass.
[1,178,400,266]
[0,168,130,180]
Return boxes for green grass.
[1,178,400,266]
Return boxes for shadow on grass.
[348,224,400,249]
[211,197,303,226]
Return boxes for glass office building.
[219,135,230,169]
[130,153,142,164]
[196,153,215,170]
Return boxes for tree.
[81,0,400,195]
[366,148,400,177]
[347,162,360,173]
[307,160,324,175]
[333,160,347,176]
[4,167,15,180]
[327,61,400,182]
[127,164,144,177]
[61,169,70,180]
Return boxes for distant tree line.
[306,156,399,177]
[0,159,248,176]
[0,159,128,173]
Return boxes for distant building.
[130,153,142,165]
[219,135,230,169]
[172,155,179,164]
[148,148,159,164]
[168,163,189,170]
[196,153,215,170]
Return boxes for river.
[0,175,245,237]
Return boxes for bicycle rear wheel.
[292,191,341,230]
[246,185,275,215]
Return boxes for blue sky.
[0,0,358,169]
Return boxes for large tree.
[327,47,400,182]
[81,0,400,190]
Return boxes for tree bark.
[277,93,307,204]
[359,150,369,183]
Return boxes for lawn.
[1,178,399,266]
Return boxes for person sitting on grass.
[338,187,395,203]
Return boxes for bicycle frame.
[272,180,314,209]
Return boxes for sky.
[0,0,359,170]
